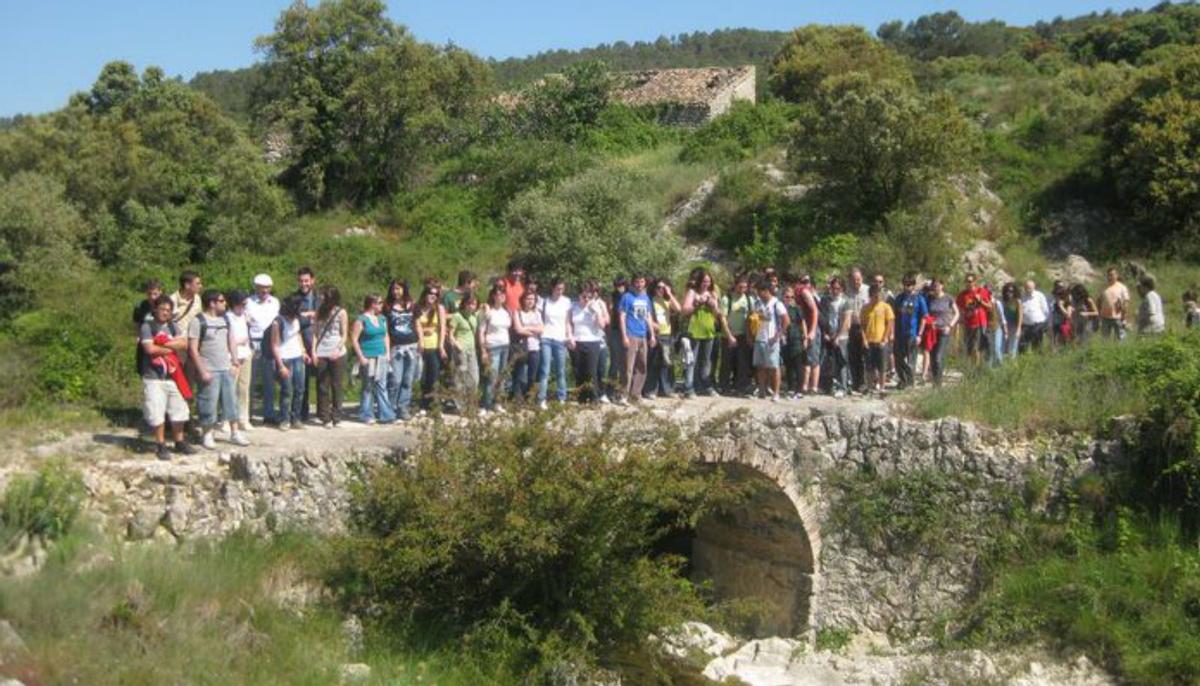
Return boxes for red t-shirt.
[956,287,991,329]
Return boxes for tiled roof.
[613,66,755,107]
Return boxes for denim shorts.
[752,340,781,369]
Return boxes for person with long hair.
[682,268,721,398]
[1071,284,1098,343]
[1000,282,1022,360]
[414,284,448,414]
[448,292,481,411]
[478,284,513,414]
[570,280,609,403]
[537,277,574,410]
[647,278,681,399]
[269,294,310,430]
[314,285,348,428]
[926,278,959,386]
[512,289,544,402]
[385,279,419,420]
[350,294,394,424]
[819,276,853,397]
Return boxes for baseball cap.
[253,273,274,287]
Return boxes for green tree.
[769,25,912,103]
[790,74,975,223]
[0,172,93,310]
[519,61,614,142]
[878,12,1024,61]
[505,166,681,285]
[0,63,291,270]
[1104,46,1200,245]
[256,0,491,208]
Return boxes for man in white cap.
[245,274,280,425]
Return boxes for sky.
[0,0,1159,116]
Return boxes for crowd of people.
[134,261,1183,460]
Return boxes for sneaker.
[417,410,428,418]
[201,432,217,450]
[684,391,696,399]
[479,409,491,418]
[495,405,507,415]
[230,432,250,447]
[363,418,377,426]
[643,394,657,401]
[834,390,846,399]
[291,420,306,430]
[538,400,549,411]
[599,395,612,405]
[279,423,291,432]
[770,394,779,403]
[615,396,629,406]
[174,441,197,456]
[155,443,172,461]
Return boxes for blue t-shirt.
[893,292,929,340]
[619,292,653,339]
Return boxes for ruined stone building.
[496,65,757,126]
[612,65,756,125]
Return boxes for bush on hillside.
[581,104,676,154]
[1104,47,1200,251]
[791,73,977,225]
[679,100,795,164]
[1,458,85,541]
[331,414,742,677]
[505,166,681,284]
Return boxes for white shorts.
[142,379,190,426]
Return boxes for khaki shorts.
[142,379,190,427]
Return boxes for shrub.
[1,458,85,541]
[506,166,681,284]
[679,100,794,164]
[582,104,675,154]
[331,413,742,677]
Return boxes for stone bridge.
[47,396,1117,638]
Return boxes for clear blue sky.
[0,0,1157,116]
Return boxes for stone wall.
[692,409,1119,637]
[75,406,1118,638]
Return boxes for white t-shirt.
[754,297,788,343]
[277,317,304,360]
[518,310,542,352]
[483,306,512,349]
[229,312,252,362]
[541,296,572,342]
[571,301,605,343]
[245,294,280,340]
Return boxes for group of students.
[134,261,1186,459]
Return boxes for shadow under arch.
[689,463,815,638]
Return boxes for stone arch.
[687,450,821,638]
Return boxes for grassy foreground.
[0,530,492,686]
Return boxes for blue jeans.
[648,334,675,397]
[197,369,238,427]
[537,338,569,403]
[482,345,510,410]
[684,338,716,394]
[253,342,276,422]
[360,357,395,423]
[276,357,306,425]
[513,349,539,401]
[387,345,419,418]
[1005,325,1021,359]
[990,328,1006,367]
[823,338,850,393]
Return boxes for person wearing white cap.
[245,273,280,424]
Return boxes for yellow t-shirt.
[653,298,672,336]
[861,301,895,345]
[418,309,440,350]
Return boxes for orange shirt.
[503,277,525,313]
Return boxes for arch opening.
[666,464,815,638]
